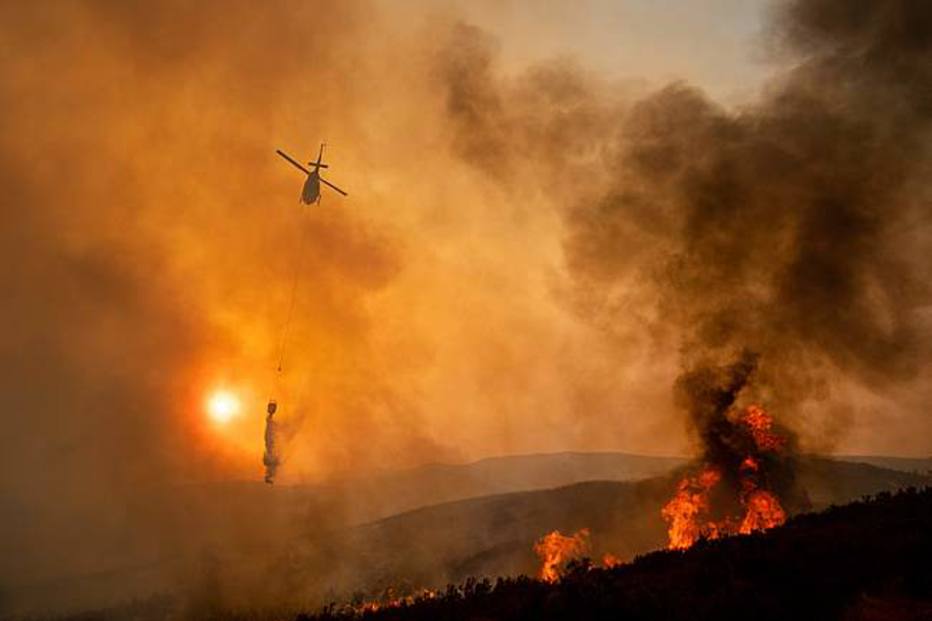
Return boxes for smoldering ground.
[1,0,932,616]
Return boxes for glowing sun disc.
[206,390,241,424]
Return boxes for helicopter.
[275,143,348,204]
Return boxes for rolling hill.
[1,452,682,616]
[285,456,930,603]
[7,453,929,617]
[304,486,932,621]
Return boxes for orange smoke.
[534,528,591,582]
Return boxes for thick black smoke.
[674,351,802,514]
[674,351,761,467]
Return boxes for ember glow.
[662,404,789,550]
[352,588,438,614]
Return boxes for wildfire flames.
[534,529,591,582]
[533,529,625,581]
[601,553,623,568]
[742,404,786,452]
[740,489,786,535]
[662,404,788,550]
[352,588,438,613]
[661,466,722,550]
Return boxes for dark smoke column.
[675,350,799,507]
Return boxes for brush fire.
[351,588,439,614]
[658,351,797,550]
[533,529,626,582]
[662,398,790,549]
[534,529,592,582]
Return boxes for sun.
[206,389,241,424]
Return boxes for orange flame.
[601,553,624,568]
[534,528,591,582]
[741,404,786,452]
[353,588,437,613]
[661,465,721,550]
[662,404,788,550]
[739,489,787,534]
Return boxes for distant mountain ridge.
[831,454,932,474]
[312,451,687,525]
[312,451,932,521]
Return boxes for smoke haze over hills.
[1,0,931,616]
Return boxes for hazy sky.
[0,0,928,504]
[2,0,929,496]
[395,0,773,102]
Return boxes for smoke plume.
[429,0,932,458]
[558,0,932,450]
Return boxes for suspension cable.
[275,208,311,376]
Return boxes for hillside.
[290,456,929,601]
[311,451,685,525]
[0,452,682,616]
[833,455,932,475]
[303,486,932,621]
[7,455,928,617]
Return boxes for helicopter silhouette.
[275,143,347,204]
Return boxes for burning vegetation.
[534,529,592,582]
[662,405,789,549]
[662,352,796,550]
[293,488,932,621]
[350,588,439,614]
[533,529,626,582]
[531,355,797,573]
